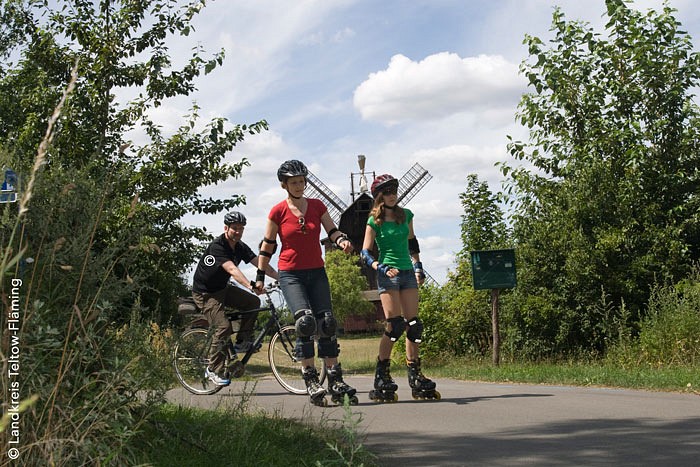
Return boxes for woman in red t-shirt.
[255,160,358,406]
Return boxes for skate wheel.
[412,390,441,400]
[369,391,396,403]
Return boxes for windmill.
[306,156,437,286]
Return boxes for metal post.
[491,288,500,366]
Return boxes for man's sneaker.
[205,367,230,386]
[233,341,261,354]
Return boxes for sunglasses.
[382,187,397,196]
[298,216,307,234]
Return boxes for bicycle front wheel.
[173,327,223,395]
[269,325,327,394]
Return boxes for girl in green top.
[361,174,440,401]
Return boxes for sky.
[145,0,700,285]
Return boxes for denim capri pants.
[278,267,339,359]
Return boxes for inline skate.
[326,363,359,405]
[369,358,399,403]
[302,366,328,406]
[407,358,440,400]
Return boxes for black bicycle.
[173,282,327,395]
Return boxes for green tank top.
[367,208,414,270]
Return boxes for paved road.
[167,376,700,466]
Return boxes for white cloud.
[158,0,700,287]
[353,52,523,124]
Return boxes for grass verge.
[134,401,376,467]
[433,358,700,393]
[337,333,699,394]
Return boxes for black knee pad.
[317,336,339,358]
[294,309,317,337]
[316,311,337,338]
[405,317,423,343]
[384,316,406,342]
[295,335,316,359]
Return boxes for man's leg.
[224,285,261,347]
[193,291,231,376]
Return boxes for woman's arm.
[321,211,353,253]
[255,218,279,289]
[407,219,425,285]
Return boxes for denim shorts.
[377,269,418,293]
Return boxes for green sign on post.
[470,249,516,290]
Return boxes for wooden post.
[491,288,500,366]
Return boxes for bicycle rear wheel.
[173,327,224,395]
[268,325,327,394]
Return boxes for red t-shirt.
[269,198,327,271]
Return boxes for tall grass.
[0,62,169,465]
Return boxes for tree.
[0,0,268,319]
[453,173,509,281]
[0,2,267,462]
[324,249,374,325]
[501,0,700,354]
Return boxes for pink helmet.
[371,174,399,197]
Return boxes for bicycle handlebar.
[250,280,281,294]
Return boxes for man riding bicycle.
[192,211,278,386]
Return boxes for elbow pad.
[258,237,277,257]
[408,237,420,255]
[360,249,375,268]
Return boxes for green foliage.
[325,249,374,324]
[607,268,700,367]
[134,403,378,466]
[416,175,509,360]
[4,304,160,464]
[500,1,700,354]
[453,173,509,282]
[114,311,177,392]
[417,282,492,359]
[501,291,564,359]
[0,1,268,464]
[0,0,268,319]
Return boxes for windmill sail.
[305,170,348,224]
[397,163,433,206]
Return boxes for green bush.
[606,271,700,367]
[418,283,492,359]
[325,249,374,324]
[0,164,167,465]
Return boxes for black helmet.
[371,174,399,197]
[277,159,308,182]
[224,211,247,226]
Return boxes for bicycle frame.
[232,293,293,367]
[173,282,327,396]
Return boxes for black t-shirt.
[192,234,256,293]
